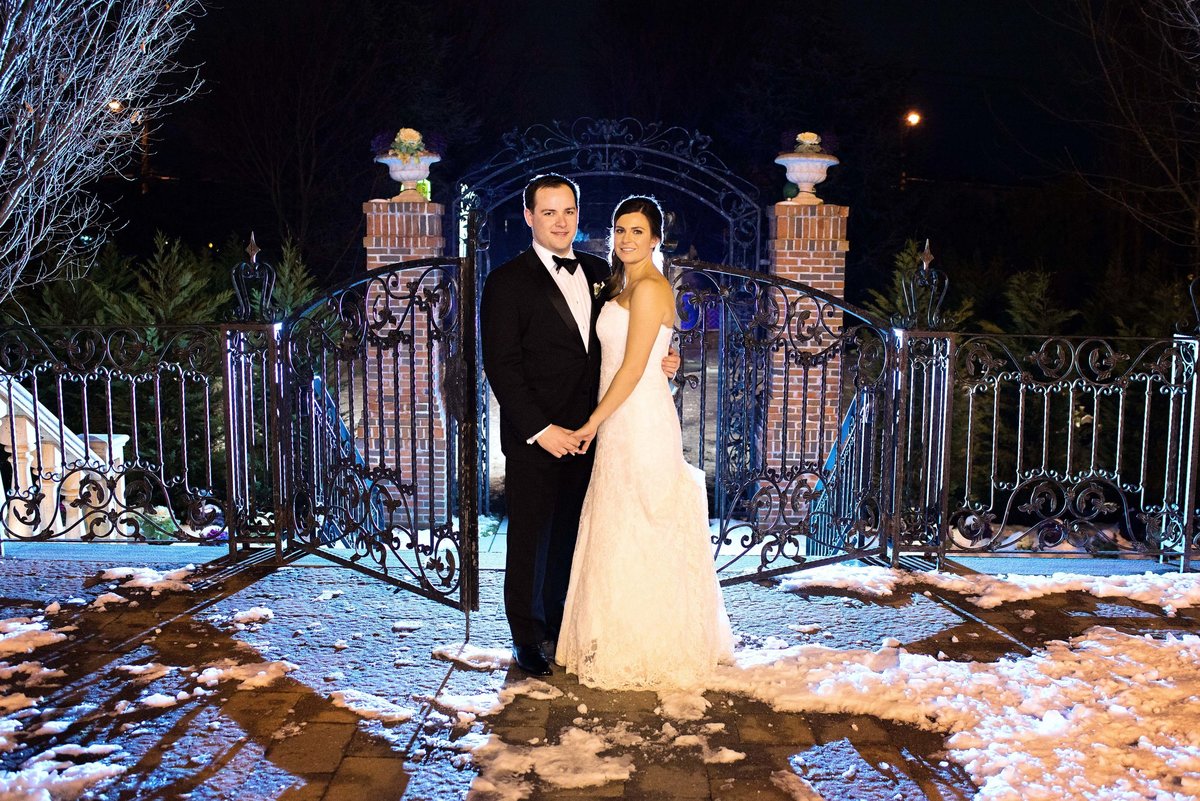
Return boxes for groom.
[480,173,677,676]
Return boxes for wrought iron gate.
[276,250,480,611]
[666,259,897,583]
[453,118,766,516]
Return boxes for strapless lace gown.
[557,301,734,689]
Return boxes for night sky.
[105,0,1109,300]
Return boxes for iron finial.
[246,233,261,264]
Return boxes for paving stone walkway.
[0,544,1195,800]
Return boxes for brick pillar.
[764,203,849,478]
[362,200,449,521]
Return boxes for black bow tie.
[552,255,580,275]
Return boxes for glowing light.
[904,110,922,127]
[107,99,125,113]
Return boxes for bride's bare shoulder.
[627,273,672,302]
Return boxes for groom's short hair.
[523,173,579,210]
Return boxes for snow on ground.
[469,727,637,800]
[0,619,67,660]
[0,758,126,801]
[194,659,297,690]
[391,620,423,633]
[770,769,826,800]
[98,565,195,594]
[433,643,512,672]
[330,689,414,723]
[114,663,175,682]
[231,607,274,624]
[705,627,1200,800]
[429,568,1200,800]
[449,624,1200,800]
[0,720,21,753]
[781,564,1200,615]
[89,593,128,610]
[656,691,710,721]
[422,678,563,721]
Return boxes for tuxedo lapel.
[523,252,585,352]
[583,259,610,350]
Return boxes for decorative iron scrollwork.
[232,233,277,322]
[893,240,948,330]
[280,256,472,608]
[456,117,763,268]
[665,258,894,581]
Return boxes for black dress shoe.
[511,644,552,676]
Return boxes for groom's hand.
[661,347,681,379]
[536,425,582,458]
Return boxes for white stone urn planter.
[775,151,839,205]
[375,153,440,201]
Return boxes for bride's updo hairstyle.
[606,195,664,299]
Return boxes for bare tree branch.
[1069,0,1200,261]
[0,0,201,301]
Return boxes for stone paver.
[0,545,1195,799]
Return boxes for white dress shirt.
[531,240,591,352]
[526,240,593,444]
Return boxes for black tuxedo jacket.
[480,248,611,465]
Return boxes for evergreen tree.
[92,234,234,327]
[862,240,974,331]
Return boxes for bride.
[556,196,734,690]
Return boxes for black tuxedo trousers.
[480,248,610,646]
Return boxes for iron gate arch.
[452,117,765,515]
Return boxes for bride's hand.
[571,420,598,453]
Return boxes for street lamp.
[900,109,923,190]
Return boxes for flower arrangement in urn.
[374,127,440,201]
[381,127,428,162]
[793,131,826,154]
[775,130,839,205]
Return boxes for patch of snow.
[0,619,67,659]
[31,721,70,737]
[329,690,414,723]
[656,691,710,721]
[0,693,40,716]
[781,565,1200,615]
[0,759,125,800]
[315,590,344,601]
[468,727,635,798]
[99,565,195,593]
[391,620,423,633]
[139,693,177,708]
[115,663,174,682]
[771,769,826,799]
[0,662,64,685]
[432,643,511,671]
[231,607,274,625]
[195,660,297,690]
[715,626,1200,800]
[89,593,128,609]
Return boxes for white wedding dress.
[557,300,734,690]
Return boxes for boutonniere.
[592,281,605,298]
